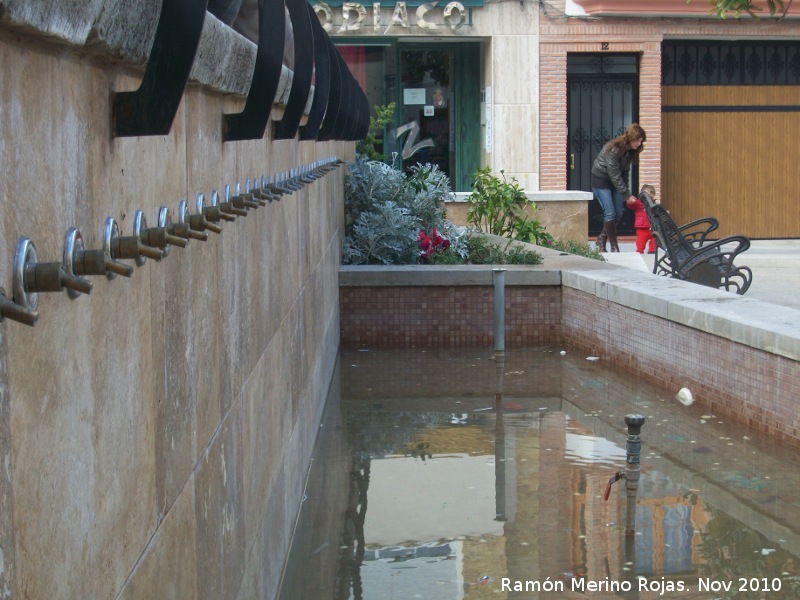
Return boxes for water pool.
[278,347,800,599]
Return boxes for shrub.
[356,103,396,161]
[343,201,421,265]
[466,167,553,246]
[396,163,450,230]
[550,239,605,261]
[465,236,543,265]
[343,157,458,265]
[344,156,406,235]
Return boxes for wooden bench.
[640,191,753,295]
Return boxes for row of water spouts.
[0,157,344,327]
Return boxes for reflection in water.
[279,348,800,599]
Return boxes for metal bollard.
[492,268,506,353]
[624,414,645,535]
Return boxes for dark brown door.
[567,54,639,235]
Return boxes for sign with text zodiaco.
[313,1,470,32]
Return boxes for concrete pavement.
[599,239,800,311]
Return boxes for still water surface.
[279,347,800,599]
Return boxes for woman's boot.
[595,229,608,252]
[604,221,620,252]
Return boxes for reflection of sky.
[364,454,504,545]
[565,433,627,468]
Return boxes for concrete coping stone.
[340,247,800,362]
[339,265,562,287]
[449,191,594,203]
[0,0,306,105]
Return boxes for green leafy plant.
[395,163,450,229]
[356,103,396,161]
[550,239,605,261]
[688,0,790,18]
[466,167,552,246]
[464,236,543,265]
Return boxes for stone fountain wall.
[0,2,354,598]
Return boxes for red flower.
[418,228,450,262]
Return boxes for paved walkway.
[599,239,800,311]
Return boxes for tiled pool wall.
[339,259,800,447]
[561,287,800,442]
[340,285,562,348]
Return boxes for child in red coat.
[626,184,659,254]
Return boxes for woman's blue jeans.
[592,187,624,223]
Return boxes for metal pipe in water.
[493,268,506,353]
[624,414,646,535]
[494,351,506,522]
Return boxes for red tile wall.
[339,286,562,348]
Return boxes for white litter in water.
[560,350,567,355]
[586,356,600,361]
[761,548,777,556]
[676,387,694,406]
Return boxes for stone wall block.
[117,478,198,600]
[8,271,158,599]
[194,409,246,600]
[189,15,255,96]
[91,0,161,64]
[241,327,292,553]
[0,329,14,600]
[0,0,106,45]
[158,249,201,520]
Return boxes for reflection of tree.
[335,411,454,599]
[336,458,370,600]
[346,410,454,459]
[403,50,450,86]
[696,503,800,596]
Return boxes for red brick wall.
[538,13,800,196]
[339,286,562,348]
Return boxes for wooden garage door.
[662,42,800,239]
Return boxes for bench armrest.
[675,234,751,273]
[678,217,719,246]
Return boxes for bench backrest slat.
[640,191,693,262]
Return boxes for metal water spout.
[602,414,646,535]
[624,414,645,535]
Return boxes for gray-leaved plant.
[343,201,421,265]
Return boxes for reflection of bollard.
[493,268,506,353]
[624,414,645,535]
[494,351,506,522]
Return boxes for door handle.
[570,153,575,170]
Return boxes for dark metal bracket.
[222,0,286,141]
[345,72,369,140]
[273,0,314,140]
[332,54,354,140]
[112,0,208,137]
[316,41,343,142]
[298,3,330,141]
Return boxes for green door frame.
[332,38,481,191]
[393,42,480,191]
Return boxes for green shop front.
[312,0,484,192]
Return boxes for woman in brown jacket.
[590,123,646,252]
